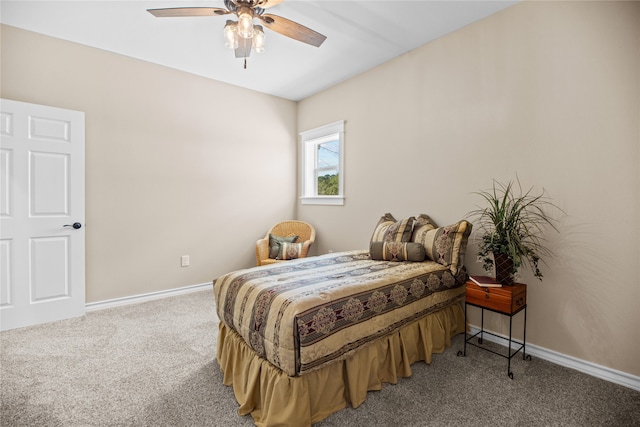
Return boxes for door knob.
[64,222,82,229]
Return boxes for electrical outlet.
[181,255,190,267]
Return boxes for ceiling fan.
[147,0,327,68]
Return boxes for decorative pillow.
[370,213,415,244]
[411,214,438,244]
[414,220,472,273]
[370,241,426,262]
[269,234,298,259]
[277,242,304,260]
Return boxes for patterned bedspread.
[214,250,467,376]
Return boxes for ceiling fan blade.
[259,14,326,47]
[147,7,230,18]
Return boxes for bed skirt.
[216,302,465,427]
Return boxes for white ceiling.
[0,0,517,101]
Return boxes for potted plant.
[468,178,562,285]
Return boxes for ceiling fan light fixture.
[253,25,265,53]
[237,7,254,39]
[148,0,327,69]
[224,20,238,49]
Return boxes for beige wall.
[298,1,639,376]
[1,25,298,303]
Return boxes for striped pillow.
[411,214,438,243]
[370,213,415,244]
[370,241,426,262]
[413,220,472,274]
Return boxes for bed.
[214,215,472,427]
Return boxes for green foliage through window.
[318,173,339,195]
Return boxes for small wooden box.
[465,280,527,315]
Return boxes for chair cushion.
[269,234,298,259]
[277,242,304,260]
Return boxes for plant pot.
[493,252,514,286]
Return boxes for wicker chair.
[256,220,316,266]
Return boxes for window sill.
[300,196,344,206]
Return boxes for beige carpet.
[1,289,638,426]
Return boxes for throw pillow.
[370,213,415,244]
[370,241,426,262]
[269,234,298,259]
[414,220,472,273]
[411,214,438,244]
[278,242,304,260]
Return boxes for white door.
[0,99,85,331]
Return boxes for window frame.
[299,120,345,206]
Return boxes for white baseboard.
[85,282,213,312]
[468,325,640,392]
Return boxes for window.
[300,120,344,205]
